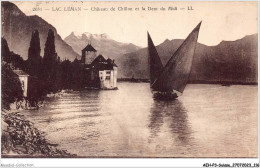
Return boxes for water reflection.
[148,101,164,139]
[21,83,257,157]
[149,100,193,146]
[79,90,100,99]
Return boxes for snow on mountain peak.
[70,31,82,38]
[70,32,110,39]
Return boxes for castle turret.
[81,43,97,64]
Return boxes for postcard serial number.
[32,7,42,11]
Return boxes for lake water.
[22,82,258,157]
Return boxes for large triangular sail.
[148,32,164,86]
[151,21,202,93]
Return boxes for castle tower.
[81,43,97,64]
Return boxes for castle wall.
[99,69,117,89]
[84,51,96,64]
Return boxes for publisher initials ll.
[188,6,194,10]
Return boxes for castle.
[81,43,118,89]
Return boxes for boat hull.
[152,91,179,100]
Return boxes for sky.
[13,1,258,47]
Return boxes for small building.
[82,44,118,89]
[13,69,29,97]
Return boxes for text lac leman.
[52,7,82,11]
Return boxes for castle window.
[106,76,110,80]
[106,71,110,74]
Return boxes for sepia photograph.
[0,0,258,167]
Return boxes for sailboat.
[148,21,202,100]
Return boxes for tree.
[1,63,23,110]
[42,29,57,71]
[2,38,11,63]
[10,52,26,70]
[71,59,85,90]
[27,76,46,108]
[42,29,59,93]
[27,30,42,77]
[58,60,72,90]
[2,38,26,70]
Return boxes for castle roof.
[91,55,107,65]
[82,44,97,52]
[89,55,118,70]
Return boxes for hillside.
[1,2,79,60]
[118,34,258,84]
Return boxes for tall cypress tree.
[42,29,58,93]
[27,30,42,77]
[43,29,57,65]
[28,30,41,61]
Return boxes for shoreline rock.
[1,110,76,158]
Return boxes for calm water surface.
[22,82,258,157]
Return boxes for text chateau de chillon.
[81,43,118,90]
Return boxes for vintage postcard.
[1,0,259,167]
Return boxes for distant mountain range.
[64,32,141,60]
[1,2,257,84]
[1,1,79,60]
[117,34,257,84]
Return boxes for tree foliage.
[1,63,23,110]
[2,38,11,63]
[42,29,59,93]
[27,30,42,77]
[2,29,88,109]
[57,59,85,90]
[2,38,26,70]
[27,77,46,108]
[42,29,57,75]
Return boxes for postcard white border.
[0,0,259,167]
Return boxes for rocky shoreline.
[1,110,76,158]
